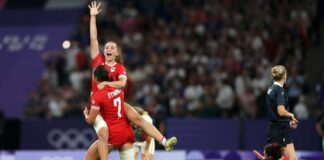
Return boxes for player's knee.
[98,127,108,140]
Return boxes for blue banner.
[21,118,96,149]
[0,24,74,118]
[167,118,321,151]
[167,118,240,150]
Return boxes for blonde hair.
[271,65,286,81]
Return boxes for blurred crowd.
[26,0,321,122]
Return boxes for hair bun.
[271,65,286,81]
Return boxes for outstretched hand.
[253,150,265,160]
[88,1,102,16]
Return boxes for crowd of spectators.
[26,0,318,122]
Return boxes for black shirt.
[265,83,290,123]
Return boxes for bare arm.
[88,1,101,59]
[98,77,127,89]
[253,150,265,160]
[277,105,298,123]
[83,106,100,124]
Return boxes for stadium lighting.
[62,40,71,49]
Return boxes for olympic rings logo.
[47,128,96,149]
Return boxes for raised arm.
[88,1,101,59]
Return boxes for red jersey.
[91,53,127,93]
[91,86,134,147]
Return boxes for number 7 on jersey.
[113,97,122,118]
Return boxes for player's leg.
[98,127,109,160]
[93,115,109,160]
[84,140,114,160]
[133,144,140,160]
[140,143,150,160]
[283,143,297,160]
[141,140,154,160]
[84,140,100,160]
[124,102,164,142]
[124,102,177,151]
[119,143,135,160]
[147,140,155,160]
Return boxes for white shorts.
[133,139,155,155]
[93,115,107,133]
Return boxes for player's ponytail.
[115,42,124,65]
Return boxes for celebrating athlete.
[87,1,177,159]
[84,65,135,160]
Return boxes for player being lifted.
[87,1,177,160]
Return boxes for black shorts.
[266,122,292,147]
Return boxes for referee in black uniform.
[265,65,298,160]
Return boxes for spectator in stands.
[286,65,305,110]
[293,95,309,119]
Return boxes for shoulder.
[93,90,106,99]
[277,87,285,94]
[92,53,104,66]
[115,63,126,69]
[267,86,275,95]
[91,92,103,105]
[115,64,127,77]
[92,91,100,98]
[267,85,282,97]
[93,52,104,60]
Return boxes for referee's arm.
[277,105,298,123]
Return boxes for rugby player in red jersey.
[253,143,289,160]
[84,65,135,160]
[87,1,176,159]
